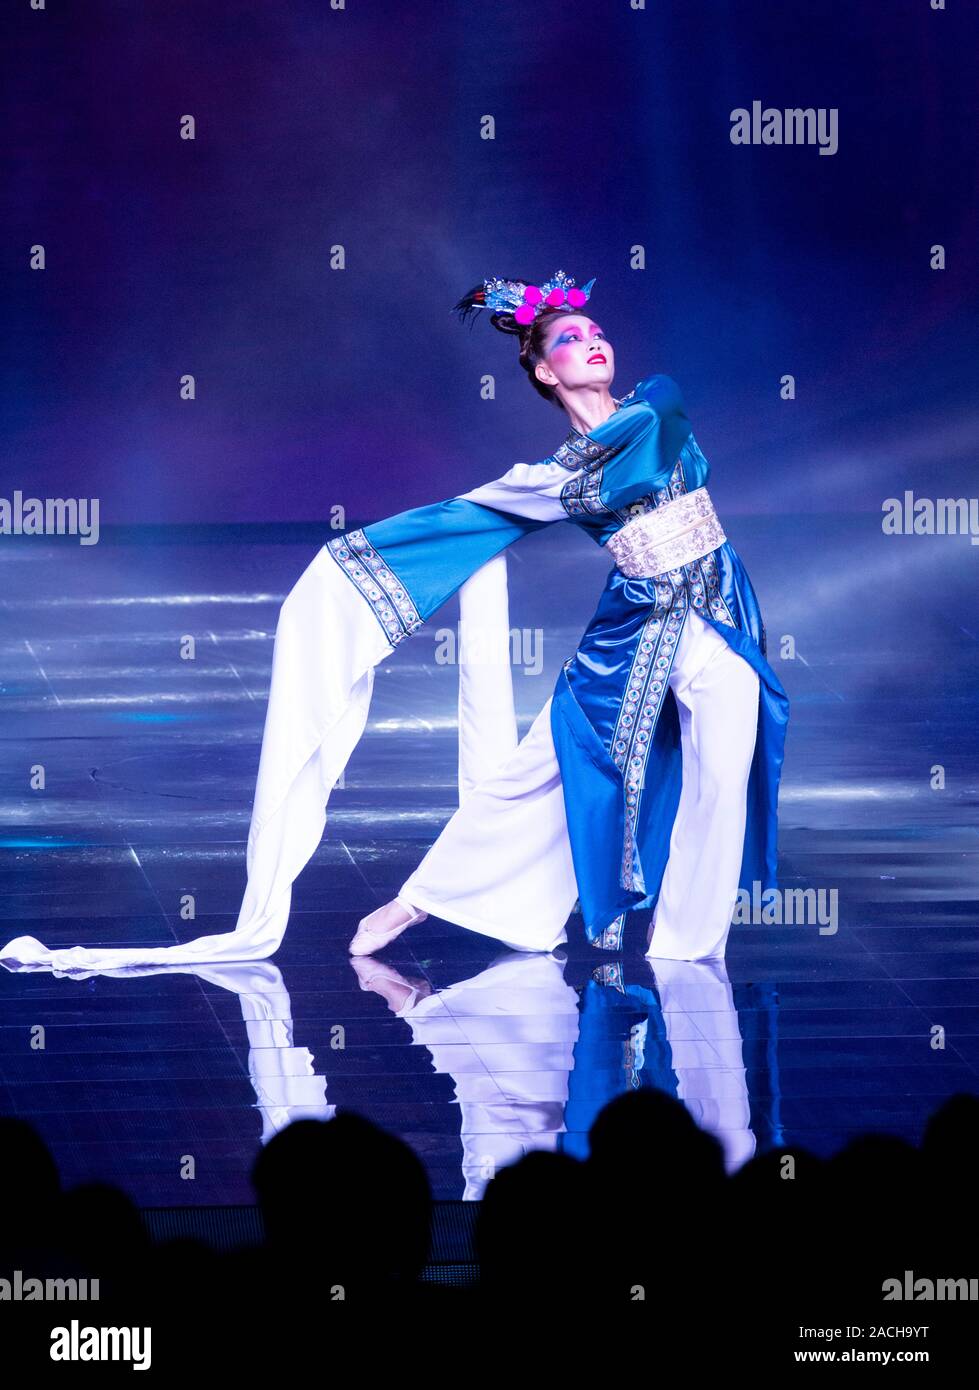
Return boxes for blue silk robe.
[326,375,789,950]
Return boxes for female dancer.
[1,270,789,975]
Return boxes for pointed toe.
[347,899,428,956]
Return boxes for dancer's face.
[535,314,615,395]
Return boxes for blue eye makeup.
[556,329,605,345]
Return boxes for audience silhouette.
[2,1094,975,1368]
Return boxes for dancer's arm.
[338,371,690,627]
[326,461,572,793]
[337,458,570,634]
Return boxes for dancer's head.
[452,277,615,413]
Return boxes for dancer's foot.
[348,897,428,956]
[349,956,432,1015]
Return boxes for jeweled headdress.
[452,269,596,328]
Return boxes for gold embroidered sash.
[605,486,726,578]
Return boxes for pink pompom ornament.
[455,272,596,328]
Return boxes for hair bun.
[487,311,523,337]
[451,278,537,336]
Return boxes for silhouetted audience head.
[0,1117,61,1258]
[588,1088,727,1190]
[57,1182,151,1293]
[476,1150,595,1305]
[922,1092,979,1184]
[251,1112,431,1292]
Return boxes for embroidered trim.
[549,392,634,473]
[593,913,627,951]
[325,529,424,646]
[611,583,689,894]
[551,430,615,473]
[560,465,611,518]
[692,548,737,627]
[662,455,687,501]
[592,961,626,988]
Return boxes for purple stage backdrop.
[4,0,978,524]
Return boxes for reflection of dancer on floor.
[0,269,788,976]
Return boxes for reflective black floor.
[1,516,977,1204]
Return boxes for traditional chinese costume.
[0,375,789,973]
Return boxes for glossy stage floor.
[1,514,977,1206]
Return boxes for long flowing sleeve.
[0,462,569,974]
[456,552,519,802]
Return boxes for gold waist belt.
[605,487,726,578]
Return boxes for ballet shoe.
[348,896,428,956]
[349,956,431,1016]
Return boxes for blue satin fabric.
[590,373,709,511]
[363,497,547,621]
[559,976,680,1161]
[550,540,790,946]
